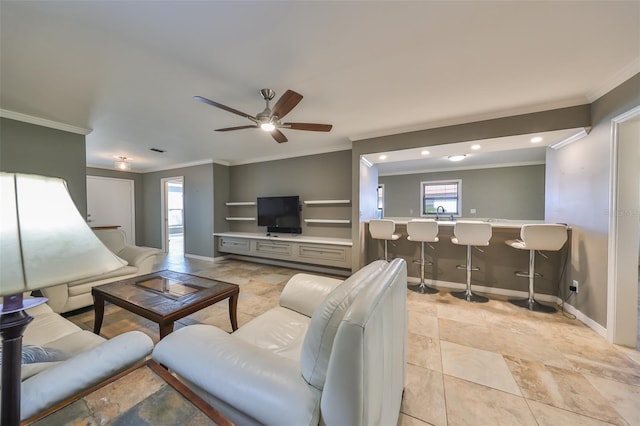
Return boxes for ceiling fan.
[195,89,332,143]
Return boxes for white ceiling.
[1,1,638,172]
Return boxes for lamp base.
[0,293,47,426]
[1,309,33,426]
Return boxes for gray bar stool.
[407,219,439,294]
[451,221,492,303]
[506,224,568,313]
[369,219,400,262]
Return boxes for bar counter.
[365,218,571,297]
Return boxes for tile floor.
[66,257,640,426]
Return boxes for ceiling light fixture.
[379,154,388,160]
[114,156,131,171]
[448,155,466,162]
[530,136,543,143]
[550,128,590,150]
[421,150,430,156]
[260,122,275,132]
[471,144,481,150]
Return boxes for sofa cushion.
[233,307,311,361]
[94,229,128,254]
[279,274,343,318]
[300,260,387,390]
[23,310,82,347]
[67,265,137,290]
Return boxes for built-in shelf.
[303,200,351,205]
[304,219,351,224]
[225,201,256,206]
[225,217,256,221]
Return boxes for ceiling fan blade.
[194,96,257,121]
[215,125,259,132]
[271,129,288,143]
[283,123,333,132]
[271,90,303,120]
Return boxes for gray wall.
[142,163,214,257]
[86,167,145,244]
[213,163,230,257]
[0,118,88,216]
[380,165,545,220]
[227,150,352,239]
[546,72,640,327]
[357,161,380,268]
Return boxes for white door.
[87,176,135,244]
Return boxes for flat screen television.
[257,195,301,234]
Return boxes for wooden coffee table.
[23,359,233,425]
[92,270,239,339]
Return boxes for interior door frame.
[160,176,184,253]
[606,104,640,347]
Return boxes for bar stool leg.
[383,240,388,262]
[509,250,556,313]
[408,242,438,294]
[451,245,488,303]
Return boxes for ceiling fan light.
[260,122,275,132]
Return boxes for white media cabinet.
[214,232,352,270]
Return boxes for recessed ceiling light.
[379,154,388,160]
[448,155,466,162]
[471,144,481,150]
[421,150,430,156]
[531,136,543,143]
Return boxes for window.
[377,184,384,218]
[421,180,461,216]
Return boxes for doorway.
[607,105,640,348]
[161,177,184,259]
[87,176,135,244]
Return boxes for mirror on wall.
[360,128,587,221]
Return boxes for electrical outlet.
[570,279,579,293]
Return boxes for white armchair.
[153,259,408,426]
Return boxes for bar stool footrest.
[514,271,542,278]
[456,265,480,271]
[412,259,434,266]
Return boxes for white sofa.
[0,297,153,421]
[40,229,164,314]
[153,258,408,426]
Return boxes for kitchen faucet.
[436,206,445,220]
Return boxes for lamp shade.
[0,172,127,295]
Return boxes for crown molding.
[587,57,640,103]
[378,160,545,177]
[229,145,351,166]
[0,109,92,135]
[141,158,214,173]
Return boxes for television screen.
[257,196,301,234]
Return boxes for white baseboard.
[407,276,557,302]
[556,299,607,338]
[407,276,607,337]
[184,253,216,262]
